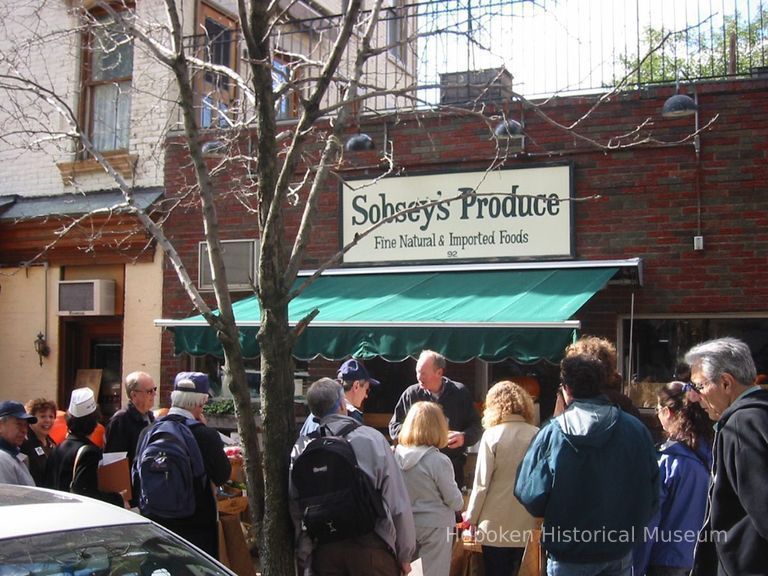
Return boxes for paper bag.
[98,452,132,501]
[219,513,256,576]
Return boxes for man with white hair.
[684,337,768,575]
[105,371,157,468]
[134,372,230,560]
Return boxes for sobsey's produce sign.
[341,164,573,264]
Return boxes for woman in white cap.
[45,388,126,507]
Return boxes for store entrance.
[59,318,123,420]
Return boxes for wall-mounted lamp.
[201,140,227,157]
[494,118,523,138]
[34,332,49,366]
[661,94,698,118]
[344,133,375,152]
[493,116,525,154]
[662,71,703,250]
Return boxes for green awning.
[157,266,619,362]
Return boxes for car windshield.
[0,523,231,576]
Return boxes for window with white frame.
[273,55,300,120]
[619,316,768,408]
[82,12,134,152]
[385,0,406,61]
[194,4,238,129]
[198,239,259,291]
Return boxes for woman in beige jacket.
[465,381,539,576]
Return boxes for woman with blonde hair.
[395,401,464,576]
[465,381,539,576]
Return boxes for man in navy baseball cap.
[298,359,381,435]
[337,359,379,423]
[0,401,37,486]
[174,371,213,397]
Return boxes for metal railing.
[412,0,767,99]
[181,0,768,122]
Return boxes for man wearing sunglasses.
[685,337,768,576]
[105,371,157,468]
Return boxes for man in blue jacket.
[514,354,659,576]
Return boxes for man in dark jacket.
[389,349,481,488]
[105,371,156,467]
[685,337,768,576]
[514,354,659,576]
[135,372,230,559]
[0,400,37,486]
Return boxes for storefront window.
[621,317,768,408]
[489,359,560,423]
[189,355,308,398]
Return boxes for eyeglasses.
[682,381,703,394]
[136,387,158,395]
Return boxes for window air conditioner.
[57,279,116,316]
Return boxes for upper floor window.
[273,56,300,120]
[386,0,406,61]
[82,12,133,152]
[198,239,259,291]
[195,4,238,129]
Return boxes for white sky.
[416,0,761,98]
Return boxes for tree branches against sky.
[413,0,765,98]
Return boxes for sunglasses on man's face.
[682,381,703,394]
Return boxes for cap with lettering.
[68,388,97,418]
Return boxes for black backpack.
[291,421,385,544]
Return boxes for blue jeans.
[547,551,633,576]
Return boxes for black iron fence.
[182,0,768,121]
[412,0,767,99]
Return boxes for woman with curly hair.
[634,381,713,576]
[20,397,57,486]
[395,401,464,576]
[465,381,539,576]
[554,335,641,418]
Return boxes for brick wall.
[160,78,768,388]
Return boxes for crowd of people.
[0,370,231,561]
[2,336,767,576]
[290,339,768,576]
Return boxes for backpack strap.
[318,420,361,438]
[70,444,88,492]
[142,415,206,479]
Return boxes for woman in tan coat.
[465,381,539,576]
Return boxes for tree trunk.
[220,341,265,541]
[258,304,297,576]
